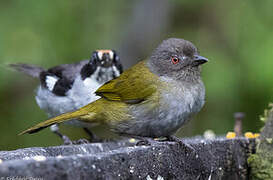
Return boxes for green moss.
[259,103,273,123]
[248,149,273,180]
[248,104,273,180]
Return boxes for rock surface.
[0,137,255,180]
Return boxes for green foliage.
[248,152,273,180]
[260,103,273,123]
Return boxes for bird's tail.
[8,63,45,78]
[19,106,92,135]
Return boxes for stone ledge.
[0,137,255,180]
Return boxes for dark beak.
[193,55,208,66]
[100,54,113,67]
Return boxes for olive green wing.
[95,61,157,104]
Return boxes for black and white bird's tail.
[8,63,45,78]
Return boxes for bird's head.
[148,38,208,82]
[92,50,120,68]
[81,50,123,82]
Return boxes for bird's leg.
[50,124,73,145]
[83,128,102,142]
[166,135,196,153]
[51,125,91,145]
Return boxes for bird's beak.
[193,55,208,66]
[97,50,114,68]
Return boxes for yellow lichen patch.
[129,138,136,143]
[266,138,272,144]
[254,133,260,138]
[245,132,255,138]
[226,132,236,139]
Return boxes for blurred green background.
[0,0,272,150]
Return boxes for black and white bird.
[10,50,123,143]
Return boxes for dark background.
[0,0,272,150]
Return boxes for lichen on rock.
[248,103,273,180]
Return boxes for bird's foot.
[54,131,90,145]
[62,135,74,145]
[133,136,158,146]
[73,138,90,145]
[51,124,74,145]
[166,135,196,154]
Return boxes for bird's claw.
[73,138,90,145]
[62,135,73,145]
[127,136,155,146]
[136,139,152,146]
[63,136,90,145]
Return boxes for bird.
[19,38,208,143]
[11,50,123,144]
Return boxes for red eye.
[171,57,179,64]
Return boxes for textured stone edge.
[0,137,255,180]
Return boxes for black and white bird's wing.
[40,60,90,96]
[47,60,89,82]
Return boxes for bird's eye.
[171,57,180,64]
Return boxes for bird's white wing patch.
[45,76,59,91]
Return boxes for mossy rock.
[248,104,273,180]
